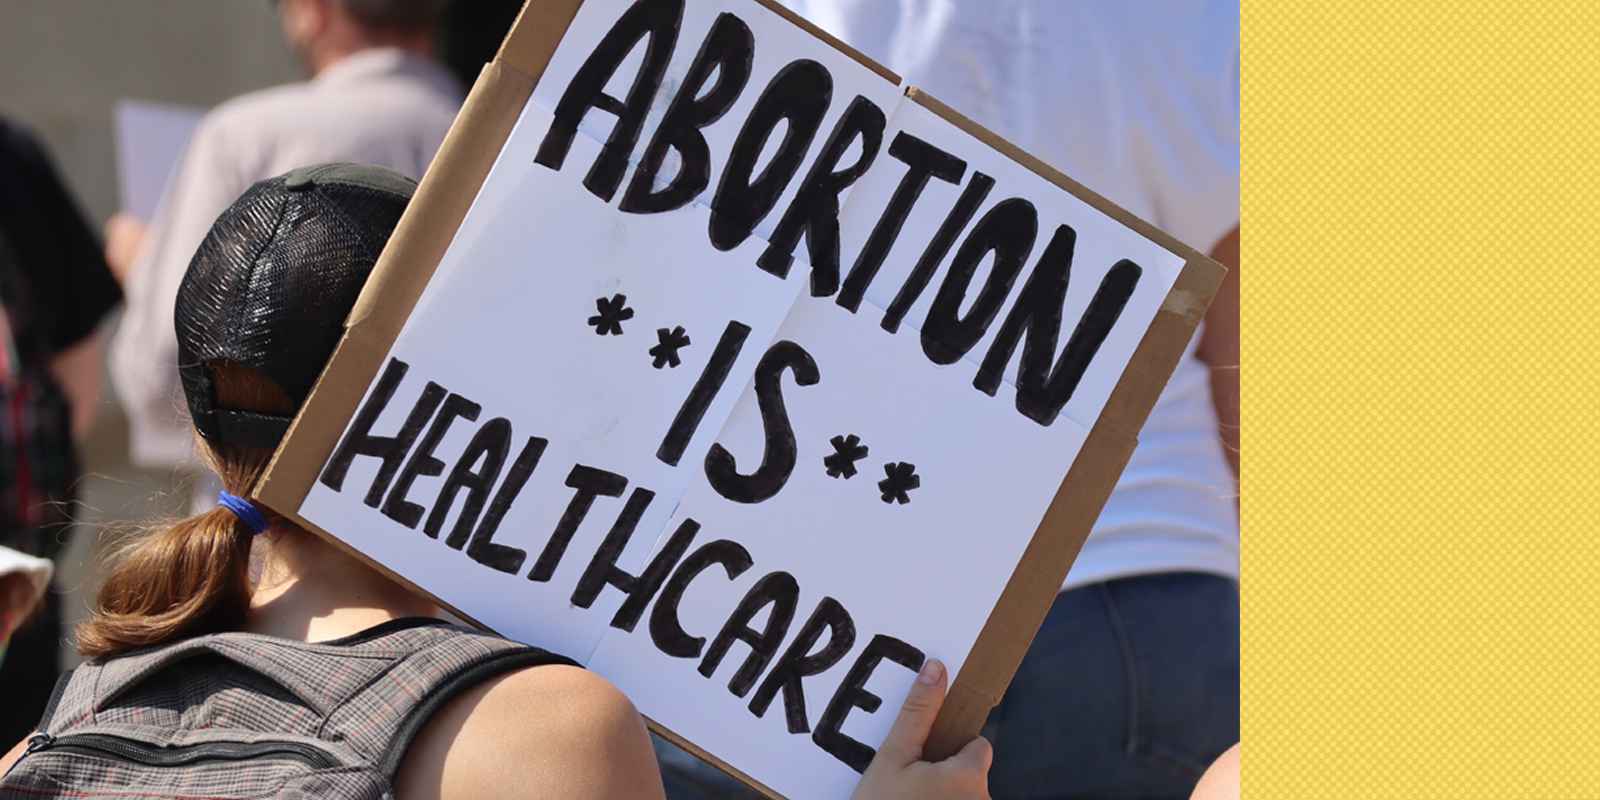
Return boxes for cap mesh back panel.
[175,169,412,445]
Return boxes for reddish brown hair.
[78,366,293,659]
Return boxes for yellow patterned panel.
[1246,1,1600,796]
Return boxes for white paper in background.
[590,297,1089,800]
[113,99,203,219]
[835,99,1185,433]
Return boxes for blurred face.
[275,0,330,74]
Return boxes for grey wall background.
[1,1,302,666]
[2,1,301,221]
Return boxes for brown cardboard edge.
[648,720,785,800]
[904,87,1229,758]
[257,0,586,513]
[495,0,587,75]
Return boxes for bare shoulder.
[393,664,664,800]
[1190,743,1240,800]
[1,737,25,776]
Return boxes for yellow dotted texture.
[1246,0,1600,797]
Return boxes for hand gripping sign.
[257,1,1226,797]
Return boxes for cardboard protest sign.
[256,1,1226,796]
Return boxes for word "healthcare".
[321,358,924,773]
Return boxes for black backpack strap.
[376,646,577,779]
[320,623,576,778]
[31,667,76,733]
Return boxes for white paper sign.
[296,1,1185,796]
[113,99,203,219]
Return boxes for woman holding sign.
[0,165,991,800]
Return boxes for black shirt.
[0,116,121,546]
[0,116,122,357]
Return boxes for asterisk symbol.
[649,326,691,368]
[878,462,920,504]
[588,293,634,336]
[823,434,869,478]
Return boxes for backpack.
[0,618,573,799]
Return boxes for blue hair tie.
[218,491,269,535]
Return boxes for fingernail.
[918,659,945,685]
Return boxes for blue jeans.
[654,572,1239,799]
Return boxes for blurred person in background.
[658,1,1241,797]
[0,116,123,743]
[106,0,460,511]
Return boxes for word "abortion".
[533,0,1144,427]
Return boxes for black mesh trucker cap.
[176,163,416,449]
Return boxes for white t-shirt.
[787,0,1240,588]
